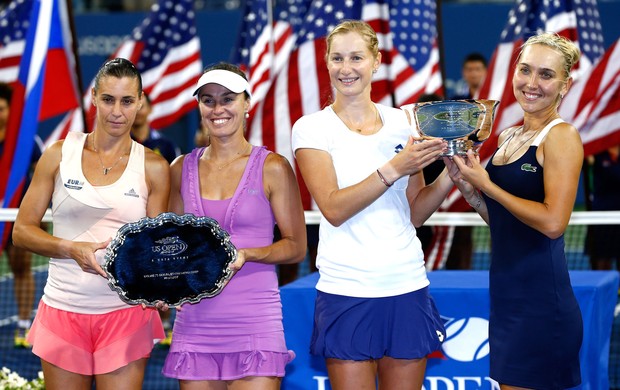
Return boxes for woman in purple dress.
[450,32,583,389]
[161,62,307,389]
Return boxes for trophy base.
[441,139,478,157]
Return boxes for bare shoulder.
[37,139,64,170]
[170,153,187,169]
[169,154,187,177]
[548,121,580,138]
[541,121,583,161]
[264,152,294,177]
[543,121,582,149]
[144,147,170,175]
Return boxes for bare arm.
[406,167,457,227]
[232,153,307,269]
[13,142,109,277]
[295,137,446,227]
[144,149,171,217]
[168,154,186,214]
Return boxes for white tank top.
[43,131,148,314]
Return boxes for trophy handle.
[471,99,500,143]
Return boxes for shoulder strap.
[181,147,206,216]
[532,118,565,146]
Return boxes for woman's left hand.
[230,249,247,272]
[450,149,490,191]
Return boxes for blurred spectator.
[131,92,180,164]
[585,145,620,270]
[0,82,42,348]
[451,52,487,100]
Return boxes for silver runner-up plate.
[103,212,237,306]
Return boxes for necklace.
[501,126,538,164]
[210,143,251,170]
[91,134,127,175]
[333,105,380,134]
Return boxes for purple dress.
[162,146,294,381]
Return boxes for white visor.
[193,69,252,99]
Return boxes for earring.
[560,93,564,99]
[372,69,377,74]
[245,112,250,119]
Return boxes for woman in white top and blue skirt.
[292,20,460,389]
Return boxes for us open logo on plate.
[151,236,188,256]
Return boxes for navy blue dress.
[483,130,583,389]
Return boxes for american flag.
[476,0,605,162]
[559,36,620,156]
[0,0,33,84]
[0,0,81,247]
[235,0,442,209]
[53,0,202,141]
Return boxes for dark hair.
[0,82,13,103]
[93,58,143,94]
[463,52,487,68]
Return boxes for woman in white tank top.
[13,58,171,390]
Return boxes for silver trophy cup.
[401,99,500,157]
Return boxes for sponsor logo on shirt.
[394,144,404,153]
[64,178,84,190]
[124,188,139,198]
[521,163,537,173]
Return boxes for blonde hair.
[518,32,581,80]
[325,20,379,62]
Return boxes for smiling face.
[92,76,142,136]
[326,31,380,99]
[197,83,249,138]
[512,44,570,116]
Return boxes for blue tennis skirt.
[310,287,445,360]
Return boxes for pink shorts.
[27,301,164,375]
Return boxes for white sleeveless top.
[43,131,148,314]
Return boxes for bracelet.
[376,168,393,187]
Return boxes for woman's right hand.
[383,136,447,181]
[68,238,111,278]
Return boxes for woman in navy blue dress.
[447,32,583,389]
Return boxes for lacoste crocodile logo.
[521,163,537,173]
